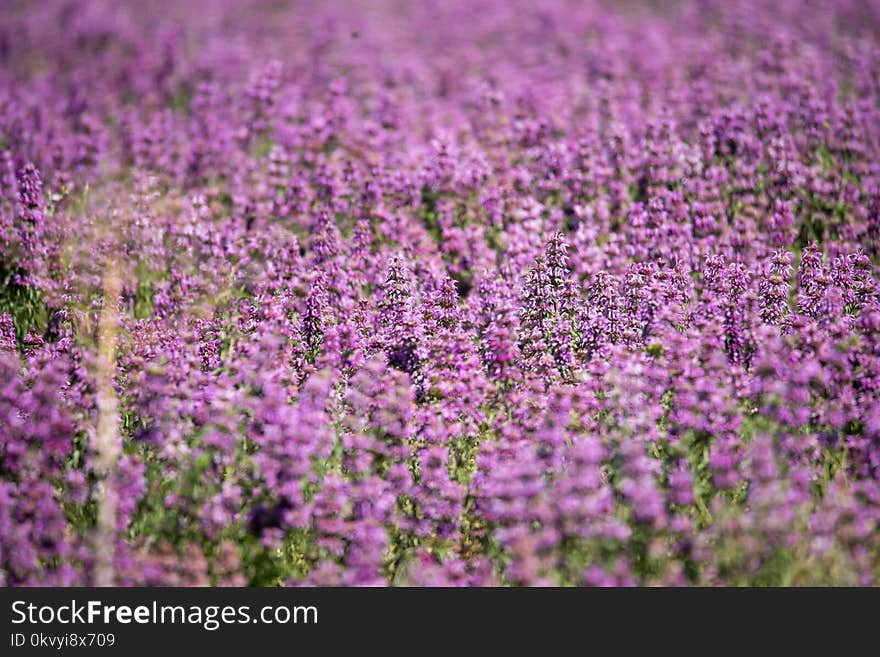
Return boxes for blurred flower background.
[1,0,880,586]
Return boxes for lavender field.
[2,0,880,587]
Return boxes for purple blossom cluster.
[1,0,880,586]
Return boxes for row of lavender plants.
[2,0,880,586]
